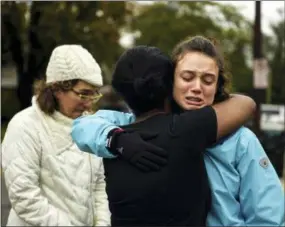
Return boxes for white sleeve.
[93,162,111,226]
[1,116,72,226]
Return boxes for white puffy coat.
[1,97,110,226]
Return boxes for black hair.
[112,45,174,116]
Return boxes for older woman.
[1,45,110,226]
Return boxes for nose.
[82,100,93,109]
[191,78,202,94]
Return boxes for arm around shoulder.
[212,94,256,140]
[72,109,134,158]
[172,94,255,149]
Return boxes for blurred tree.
[1,1,27,80]
[129,1,253,93]
[265,9,285,104]
[1,1,130,110]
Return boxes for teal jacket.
[72,110,285,226]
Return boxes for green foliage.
[1,1,283,110]
[266,10,285,104]
[1,1,130,80]
[37,2,128,68]
[1,1,131,111]
[131,2,221,54]
[130,1,253,93]
[1,2,27,65]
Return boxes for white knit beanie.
[46,45,103,87]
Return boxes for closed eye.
[180,71,194,82]
[202,74,215,84]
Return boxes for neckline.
[135,110,167,123]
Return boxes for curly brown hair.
[172,35,231,103]
[33,79,79,115]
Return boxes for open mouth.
[185,96,203,106]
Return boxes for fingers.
[137,131,159,140]
[134,162,151,172]
[143,152,168,166]
[136,157,161,171]
[144,143,167,158]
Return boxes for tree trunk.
[18,2,43,110]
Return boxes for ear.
[53,90,62,99]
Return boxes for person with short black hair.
[73,36,284,226]
[72,45,255,226]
